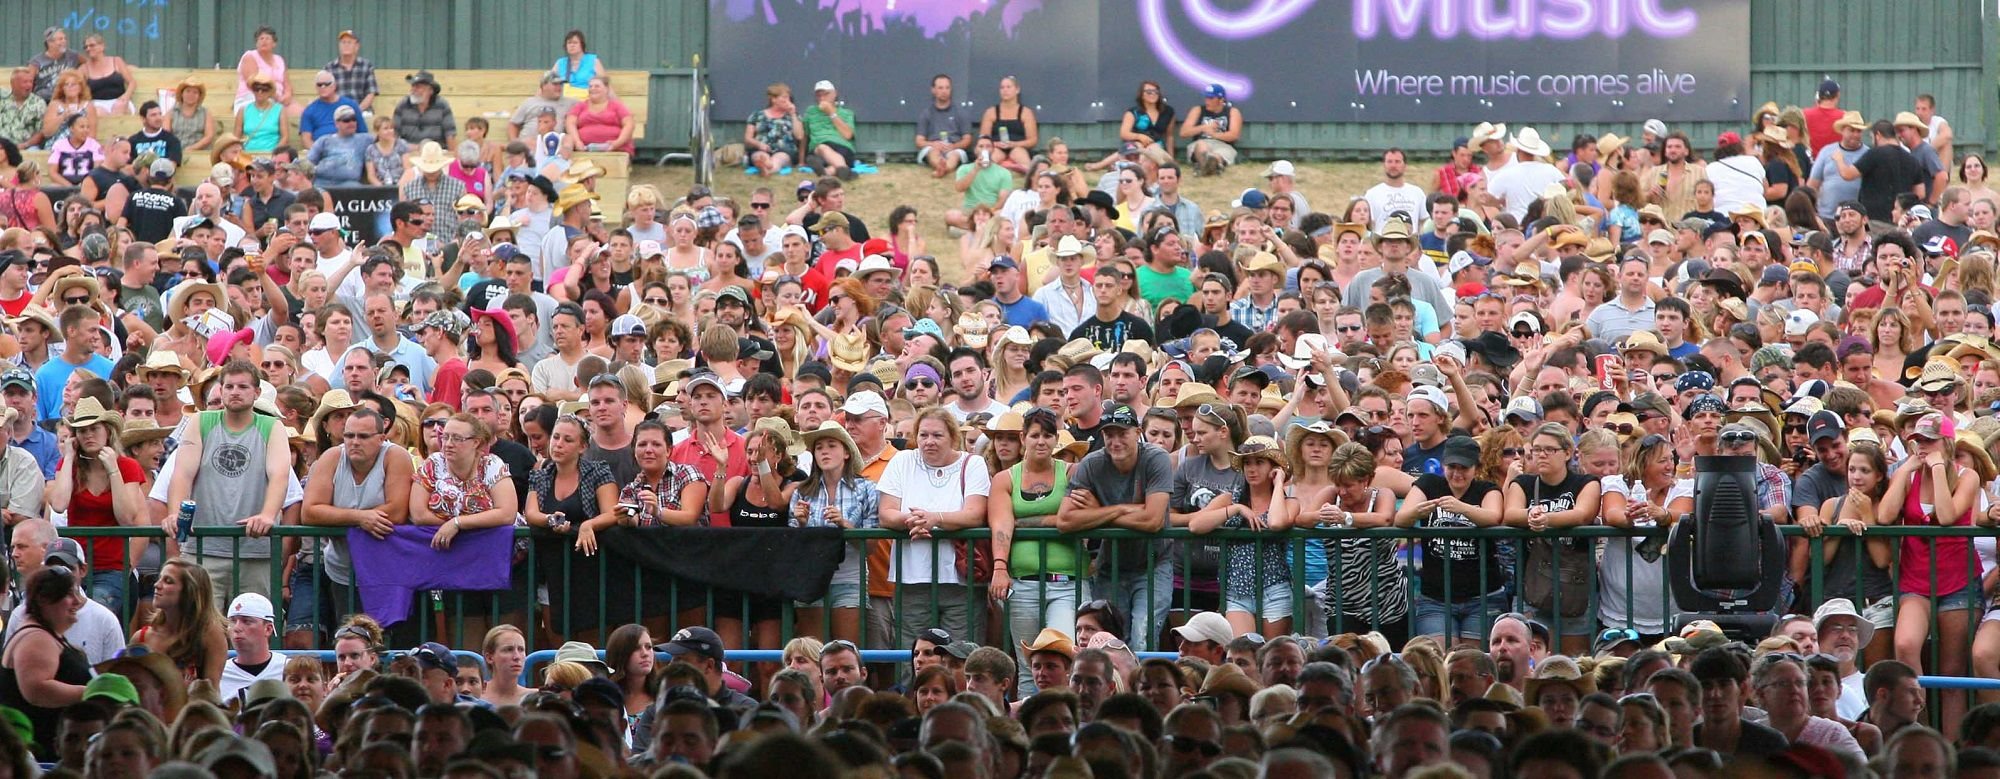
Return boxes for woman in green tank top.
[987,408,1082,695]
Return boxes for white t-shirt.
[4,596,126,664]
[946,398,1010,424]
[1708,155,1767,216]
[1486,161,1565,221]
[1362,182,1427,231]
[219,649,289,702]
[316,248,359,300]
[531,352,584,395]
[877,451,990,585]
[1838,671,1868,720]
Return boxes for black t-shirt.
[464,279,510,312]
[1764,159,1799,202]
[1412,474,1504,600]
[1512,470,1596,517]
[1070,312,1156,353]
[1681,208,1727,226]
[86,168,137,203]
[489,439,535,504]
[130,128,183,164]
[1070,420,1106,452]
[1854,144,1926,222]
[122,186,186,244]
[1213,318,1254,350]
[248,188,297,231]
[1911,219,1975,252]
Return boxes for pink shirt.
[235,50,288,105]
[568,99,633,153]
[448,160,489,202]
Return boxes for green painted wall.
[6,0,1989,156]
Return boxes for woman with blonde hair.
[1870,307,1920,381]
[0,162,55,232]
[541,661,593,696]
[41,71,94,144]
[46,398,145,611]
[961,205,1010,281]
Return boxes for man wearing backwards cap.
[219,593,288,702]
[1059,403,1174,651]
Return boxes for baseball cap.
[148,158,176,181]
[1407,386,1451,413]
[841,390,888,418]
[1806,410,1844,444]
[1785,309,1819,336]
[411,642,456,674]
[1203,83,1227,99]
[737,338,774,362]
[1759,265,1790,286]
[1099,403,1140,430]
[1647,229,1674,246]
[903,318,945,341]
[1236,189,1271,209]
[812,79,836,93]
[308,212,341,232]
[1441,436,1481,468]
[1502,396,1543,424]
[227,593,275,624]
[1172,612,1234,646]
[610,314,647,338]
[1818,78,1840,98]
[42,538,84,572]
[0,366,32,392]
[663,626,726,661]
[716,285,751,306]
[682,372,725,396]
[988,255,1020,272]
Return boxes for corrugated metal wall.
[4,0,1987,156]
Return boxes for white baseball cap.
[841,390,888,418]
[228,593,275,623]
[308,212,341,232]
[1785,309,1820,336]
[813,80,836,93]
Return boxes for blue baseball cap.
[903,318,945,341]
[1676,371,1716,393]
[1203,83,1227,99]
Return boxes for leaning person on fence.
[1057,403,1172,652]
[1878,411,1982,734]
[790,420,879,646]
[1503,422,1604,656]
[879,406,990,648]
[158,360,292,605]
[1396,435,1507,648]
[300,405,412,639]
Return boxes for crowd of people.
[0,18,1994,779]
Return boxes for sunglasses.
[458,208,481,215]
[904,377,936,390]
[421,418,449,430]
[315,80,334,87]
[1720,430,1757,444]
[750,202,772,210]
[1164,735,1221,757]
[61,296,89,306]
[1511,329,1538,338]
[1501,447,1524,457]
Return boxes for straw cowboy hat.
[1234,436,1288,469]
[66,397,121,433]
[1054,430,1090,459]
[49,275,103,307]
[306,389,360,439]
[1523,655,1597,706]
[1757,126,1792,149]
[1053,338,1104,368]
[1955,432,1997,482]
[7,306,56,339]
[1595,133,1628,158]
[1169,382,1223,409]
[119,419,174,449]
[1284,421,1349,470]
[166,281,227,323]
[138,350,192,385]
[1833,111,1867,133]
[1894,111,1930,138]
[750,417,804,457]
[555,183,600,213]
[1470,122,1508,146]
[954,311,993,349]
[980,411,1026,434]
[828,331,871,373]
[799,420,863,466]
[1914,358,1964,393]
[564,158,607,184]
[410,142,452,175]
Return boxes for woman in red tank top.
[1880,413,1981,733]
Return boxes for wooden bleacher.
[39,67,643,220]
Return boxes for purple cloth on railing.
[348,524,513,627]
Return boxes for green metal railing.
[50,524,1994,658]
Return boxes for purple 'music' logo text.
[1352,0,1699,40]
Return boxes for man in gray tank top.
[301,406,412,641]
[162,361,291,605]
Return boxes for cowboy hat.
[555,183,600,213]
[410,141,452,175]
[1894,111,1930,138]
[1522,655,1597,706]
[1914,359,1963,392]
[119,419,174,449]
[7,306,56,338]
[1169,382,1223,409]
[66,396,122,432]
[1019,627,1077,660]
[1055,338,1104,367]
[799,420,864,467]
[1235,435,1288,468]
[650,359,693,392]
[1833,111,1867,133]
[1470,122,1508,146]
[750,417,804,457]
[166,281,227,323]
[136,349,192,383]
[954,311,993,349]
[828,331,871,373]
[1619,331,1670,357]
[306,389,360,440]
[49,275,102,307]
[1511,127,1552,157]
[1728,203,1767,228]
[980,411,1026,434]
[1054,430,1090,459]
[1283,421,1349,469]
[1595,133,1628,158]
[1956,432,1998,482]
[564,158,607,184]
[1757,125,1792,149]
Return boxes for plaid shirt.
[1229,295,1280,332]
[791,475,880,530]
[402,175,468,237]
[324,57,379,106]
[1832,234,1872,274]
[619,464,710,526]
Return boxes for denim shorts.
[1224,581,1294,622]
[796,578,862,611]
[1414,591,1511,639]
[1902,584,1982,613]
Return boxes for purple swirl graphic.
[1137,0,1313,102]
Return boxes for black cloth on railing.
[534,527,847,627]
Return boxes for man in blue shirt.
[34,304,114,422]
[1,367,56,479]
[299,70,364,145]
[989,257,1048,328]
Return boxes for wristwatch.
[1341,511,1354,528]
